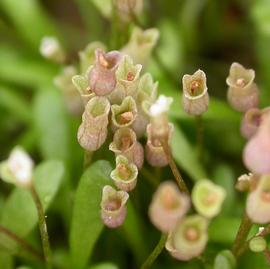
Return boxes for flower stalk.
[30,185,52,269]
[140,233,167,269]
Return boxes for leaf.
[33,88,70,161]
[0,160,65,250]
[171,124,207,181]
[0,0,59,48]
[70,160,112,269]
[0,250,13,269]
[89,263,119,269]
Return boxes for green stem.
[140,167,159,187]
[83,150,93,169]
[161,139,190,194]
[264,248,270,265]
[195,115,204,161]
[232,213,252,258]
[30,185,52,269]
[140,233,167,269]
[0,224,43,261]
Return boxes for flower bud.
[110,155,138,191]
[192,179,226,218]
[77,96,110,151]
[146,123,174,167]
[100,185,129,228]
[39,36,66,64]
[165,215,208,261]
[0,147,33,188]
[54,66,83,114]
[243,114,270,174]
[115,55,142,98]
[149,95,173,141]
[121,27,159,66]
[226,62,259,112]
[182,69,209,116]
[149,181,190,232]
[246,174,270,223]
[249,236,267,252]
[89,49,122,96]
[79,41,106,73]
[214,250,236,269]
[111,96,137,128]
[235,173,255,192]
[109,127,144,169]
[131,73,158,138]
[113,0,143,22]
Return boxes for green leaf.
[0,250,13,269]
[0,160,65,250]
[0,0,59,48]
[70,160,112,269]
[171,124,207,181]
[89,263,118,269]
[33,88,70,161]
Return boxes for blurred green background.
[1,0,270,268]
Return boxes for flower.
[113,0,143,22]
[77,96,110,151]
[182,69,209,116]
[0,147,33,188]
[111,96,137,129]
[149,181,190,232]
[121,27,159,66]
[39,36,65,64]
[109,128,144,169]
[246,174,270,224]
[243,113,270,174]
[235,173,255,192]
[100,185,129,228]
[110,155,138,191]
[166,215,208,261]
[146,123,174,167]
[192,179,226,218]
[226,62,259,112]
[89,49,122,96]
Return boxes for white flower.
[0,147,34,187]
[149,95,173,117]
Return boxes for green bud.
[111,96,137,128]
[192,179,226,218]
[137,73,158,103]
[110,155,138,192]
[79,41,106,73]
[249,236,267,252]
[214,250,236,269]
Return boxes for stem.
[140,167,159,187]
[0,224,43,261]
[140,233,167,269]
[264,248,270,265]
[161,139,189,194]
[232,213,252,258]
[195,115,204,161]
[30,185,52,269]
[83,150,93,169]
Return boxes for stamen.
[236,78,246,87]
[121,136,132,151]
[127,72,135,81]
[185,227,199,241]
[105,199,121,211]
[117,163,131,180]
[99,53,109,68]
[119,112,134,124]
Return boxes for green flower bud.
[246,174,270,224]
[182,70,209,116]
[77,96,110,151]
[226,62,259,112]
[149,181,190,232]
[166,215,208,261]
[137,73,158,103]
[39,36,66,64]
[192,179,226,218]
[121,27,159,66]
[100,185,129,228]
[110,155,138,192]
[249,236,267,253]
[0,147,33,188]
[111,96,137,128]
[115,55,142,98]
[79,41,106,73]
[214,250,236,269]
[54,66,83,114]
[109,127,144,169]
